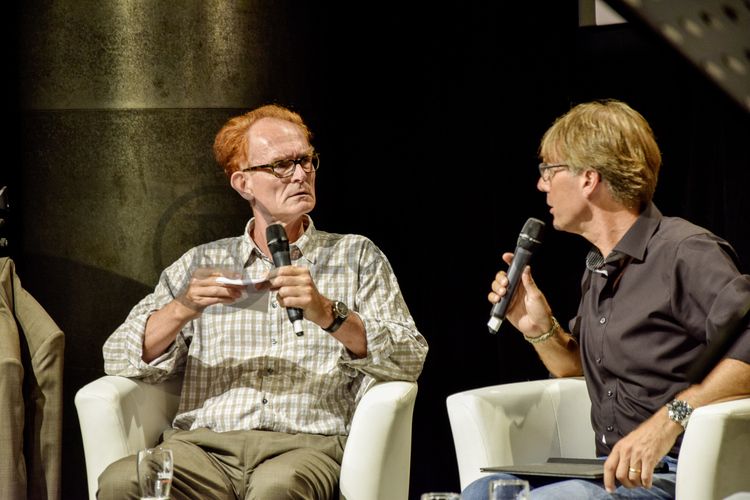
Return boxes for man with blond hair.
[465,100,750,499]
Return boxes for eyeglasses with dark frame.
[538,162,569,182]
[242,152,320,178]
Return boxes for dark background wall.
[3,1,749,499]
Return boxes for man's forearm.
[675,357,750,410]
[142,299,197,362]
[533,324,583,378]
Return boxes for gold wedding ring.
[628,467,642,474]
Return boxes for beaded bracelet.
[523,316,559,344]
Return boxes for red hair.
[213,104,312,178]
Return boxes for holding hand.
[176,268,245,317]
[488,252,582,377]
[260,265,332,329]
[489,252,554,338]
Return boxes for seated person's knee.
[97,456,139,500]
[248,465,316,500]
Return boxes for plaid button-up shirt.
[103,217,428,435]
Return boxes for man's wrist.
[323,300,349,333]
[523,316,559,344]
[666,399,693,430]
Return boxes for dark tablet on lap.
[480,458,605,479]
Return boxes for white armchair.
[446,377,750,500]
[75,376,418,500]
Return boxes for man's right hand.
[488,252,554,338]
[142,269,244,362]
[490,252,583,377]
[175,269,245,319]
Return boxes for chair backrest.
[76,375,417,500]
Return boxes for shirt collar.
[585,203,662,273]
[242,215,318,267]
[613,202,662,262]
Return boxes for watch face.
[334,301,349,317]
[324,301,349,333]
[668,400,691,424]
[673,405,686,419]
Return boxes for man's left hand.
[603,409,682,492]
[262,265,330,327]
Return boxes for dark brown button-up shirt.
[570,203,750,456]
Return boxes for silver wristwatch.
[666,399,693,429]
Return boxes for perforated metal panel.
[606,0,750,113]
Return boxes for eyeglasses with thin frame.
[538,162,569,182]
[241,152,320,178]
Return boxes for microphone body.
[488,218,545,333]
[266,223,304,336]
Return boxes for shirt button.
[267,368,274,375]
[271,300,278,308]
[262,398,268,405]
[607,390,613,397]
[271,339,278,345]
[599,317,607,325]
[606,425,614,432]
[596,358,602,364]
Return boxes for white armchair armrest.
[339,380,418,500]
[676,397,750,500]
[74,376,181,500]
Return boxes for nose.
[537,176,549,192]
[290,161,310,182]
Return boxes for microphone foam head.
[517,218,545,251]
[266,223,289,254]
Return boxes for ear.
[230,171,254,201]
[581,169,602,199]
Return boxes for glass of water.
[137,447,173,499]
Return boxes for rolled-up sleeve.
[103,252,194,382]
[336,239,428,382]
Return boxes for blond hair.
[539,100,661,210]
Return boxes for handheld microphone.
[488,217,545,334]
[266,223,304,336]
